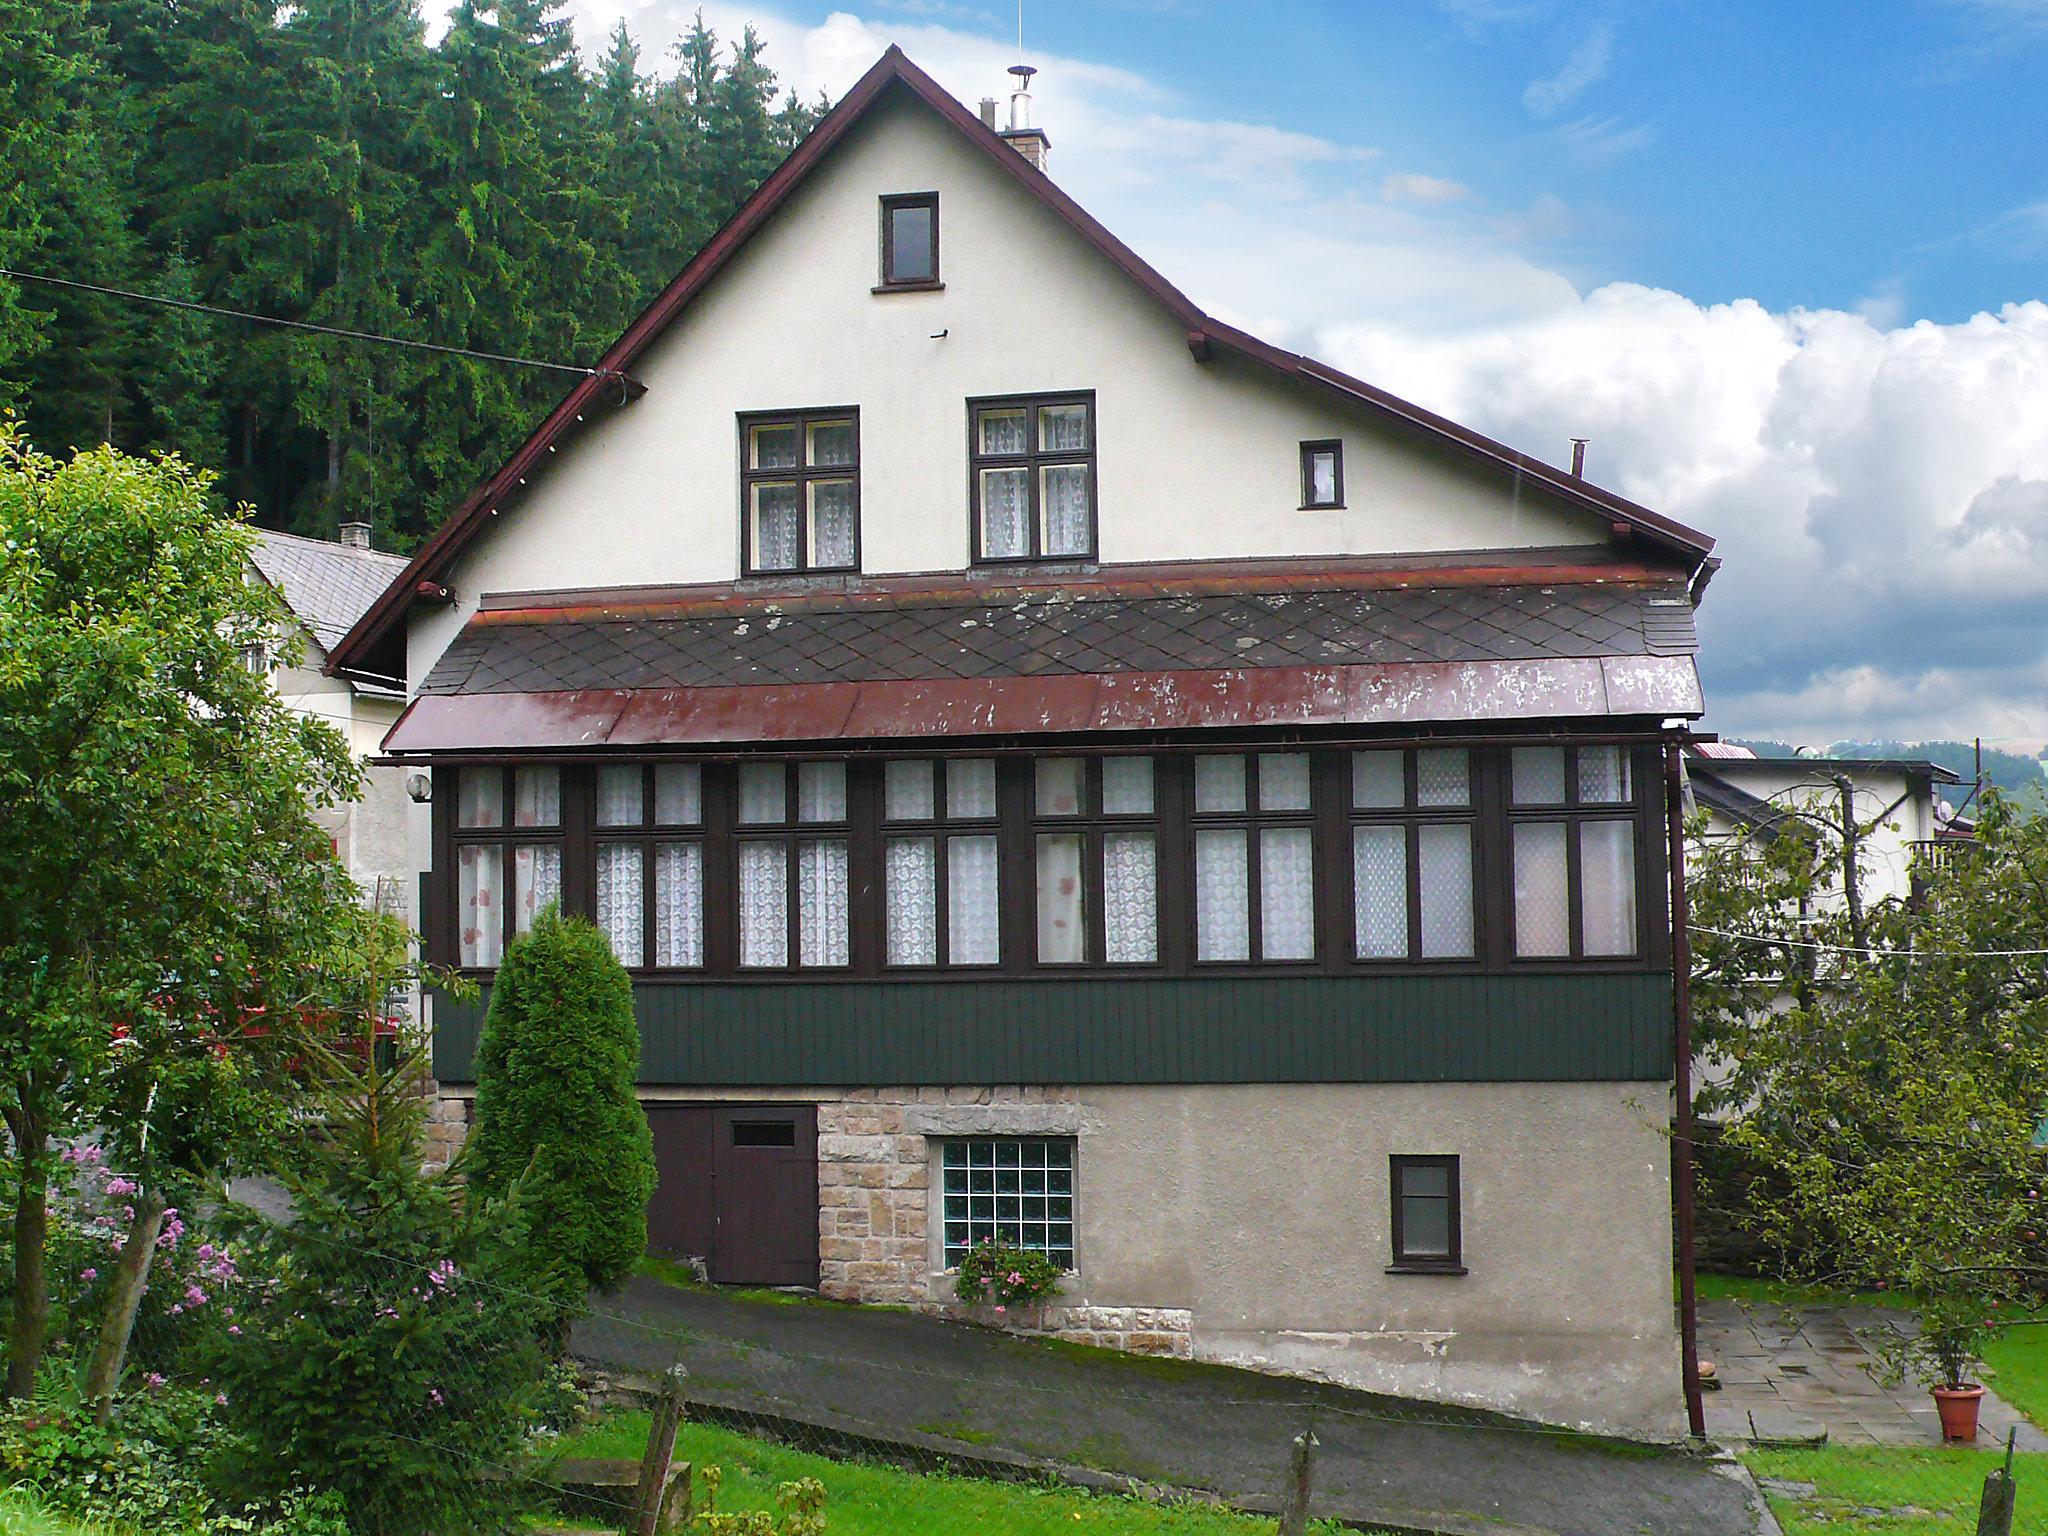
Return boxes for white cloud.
[1553,113,1655,165]
[1382,172,1471,206]
[1523,23,1612,118]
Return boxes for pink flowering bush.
[952,1239,1063,1310]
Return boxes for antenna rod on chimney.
[1569,438,1588,478]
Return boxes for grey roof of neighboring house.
[250,529,410,651]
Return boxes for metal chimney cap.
[1008,63,1037,83]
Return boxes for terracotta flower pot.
[1932,1383,1985,1442]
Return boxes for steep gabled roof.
[328,45,1716,683]
[250,528,409,653]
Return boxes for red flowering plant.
[953,1238,1064,1312]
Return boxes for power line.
[1691,923,2048,959]
[0,267,631,384]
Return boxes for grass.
[0,1487,119,1536]
[556,1411,1353,1535]
[1694,1271,1902,1311]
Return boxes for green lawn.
[0,1488,116,1536]
[558,1411,1351,1535]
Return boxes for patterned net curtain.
[1038,404,1090,557]
[808,419,856,567]
[979,409,1030,557]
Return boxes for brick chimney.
[338,520,373,550]
[1001,64,1050,172]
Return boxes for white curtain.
[596,843,644,967]
[1035,758,1084,817]
[1259,753,1312,812]
[1259,827,1315,959]
[458,768,503,829]
[1513,822,1571,956]
[1101,756,1153,815]
[654,842,703,967]
[1417,748,1470,808]
[513,844,562,935]
[798,761,847,822]
[948,759,997,819]
[457,844,503,967]
[811,480,855,567]
[798,839,849,966]
[980,468,1030,557]
[1103,831,1157,963]
[1579,820,1637,955]
[738,762,785,824]
[1038,403,1088,450]
[1576,745,1631,804]
[1352,751,1404,810]
[1040,465,1090,556]
[1511,746,1567,806]
[655,763,702,825]
[596,764,642,827]
[1352,825,1408,959]
[1035,833,1086,963]
[886,836,938,966]
[738,841,787,966]
[886,759,936,820]
[1194,755,1246,813]
[807,418,855,466]
[753,483,802,570]
[947,835,1000,964]
[513,766,559,828]
[1417,823,1475,958]
[1195,828,1250,961]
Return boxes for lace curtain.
[596,843,644,967]
[811,481,855,568]
[1194,828,1249,961]
[886,760,936,821]
[948,760,997,818]
[753,483,802,571]
[1259,828,1315,960]
[1259,753,1312,812]
[1101,756,1153,815]
[1576,745,1631,804]
[457,844,502,967]
[947,835,1000,963]
[1353,751,1404,809]
[1352,825,1408,959]
[1041,465,1089,556]
[738,841,787,967]
[738,762,785,824]
[513,766,560,827]
[654,842,703,967]
[980,469,1029,558]
[886,837,937,966]
[1416,823,1474,958]
[1103,831,1156,963]
[655,763,702,825]
[797,839,849,966]
[513,844,562,936]
[596,764,642,827]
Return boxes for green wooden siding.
[431,972,1673,1086]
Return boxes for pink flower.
[228,1325,242,1336]
[184,1284,208,1306]
[215,1393,228,1407]
[145,1373,165,1390]
[79,1268,97,1283]
[428,1388,444,1406]
[994,1305,1007,1315]
[171,1304,184,1315]
[105,1177,136,1196]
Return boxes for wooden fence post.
[630,1365,689,1536]
[1275,1412,1318,1536]
[1978,1427,2017,1536]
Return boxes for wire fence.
[15,1166,2048,1535]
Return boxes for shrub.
[953,1240,1063,1310]
[468,908,656,1315]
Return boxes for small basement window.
[941,1138,1074,1269]
[1389,1155,1463,1273]
[879,193,939,288]
[1300,440,1343,508]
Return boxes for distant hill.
[1727,738,2047,806]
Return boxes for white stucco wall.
[407,89,1611,691]
[1694,761,1941,906]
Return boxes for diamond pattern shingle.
[422,577,1698,698]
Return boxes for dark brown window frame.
[1344,747,1479,964]
[1187,752,1320,967]
[1026,755,1165,969]
[1389,1154,1464,1275]
[591,762,707,971]
[881,758,1003,970]
[877,192,941,291]
[1505,744,1647,963]
[968,391,1099,565]
[429,746,1660,982]
[448,765,568,968]
[1300,439,1344,509]
[733,760,852,971]
[738,407,862,577]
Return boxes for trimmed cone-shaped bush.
[469,907,655,1301]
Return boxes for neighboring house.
[247,524,412,912]
[327,48,1717,1435]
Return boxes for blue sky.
[477,0,2048,748]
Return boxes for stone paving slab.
[1698,1297,2048,1451]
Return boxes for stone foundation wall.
[1032,1305,1194,1359]
[425,1089,471,1172]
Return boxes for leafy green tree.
[1693,792,2048,1387]
[467,908,654,1322]
[0,423,362,1398]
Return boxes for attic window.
[879,193,940,289]
[1300,440,1343,509]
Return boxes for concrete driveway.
[573,1276,1767,1536]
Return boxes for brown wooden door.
[644,1104,715,1262]
[709,1104,819,1287]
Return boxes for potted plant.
[1874,1300,1991,1443]
[953,1239,1063,1331]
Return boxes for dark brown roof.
[329,46,1715,684]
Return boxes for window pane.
[1036,757,1084,816]
[1260,827,1316,960]
[1351,751,1404,809]
[1402,1161,1450,1199]
[886,836,938,966]
[1511,745,1567,805]
[887,202,934,282]
[750,482,802,570]
[1195,828,1251,961]
[1416,748,1470,808]
[750,422,799,469]
[1194,754,1247,813]
[1353,825,1408,959]
[458,768,503,829]
[654,763,702,825]
[1101,756,1154,815]
[948,758,997,818]
[1038,402,1089,450]
[513,844,561,936]
[1259,753,1312,812]
[738,762,785,823]
[1103,831,1157,964]
[1577,745,1632,804]
[979,467,1030,557]
[1036,833,1086,964]
[1401,1195,1452,1258]
[807,417,855,467]
[798,761,847,822]
[596,764,643,827]
[1512,821,1571,957]
[809,479,856,568]
[596,842,645,968]
[1040,464,1091,556]
[798,839,849,967]
[1417,823,1475,959]
[513,766,559,828]
[1308,448,1337,504]
[942,1137,1074,1269]
[457,844,503,966]
[738,840,788,967]
[1579,819,1637,956]
[886,759,936,820]
[978,407,1028,455]
[654,843,703,967]
[948,835,1001,964]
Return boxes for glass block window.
[740,408,859,574]
[1346,748,1474,962]
[1390,1155,1461,1271]
[941,1138,1075,1270]
[1030,757,1158,966]
[1510,744,1642,959]
[883,759,1001,967]
[1192,754,1317,963]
